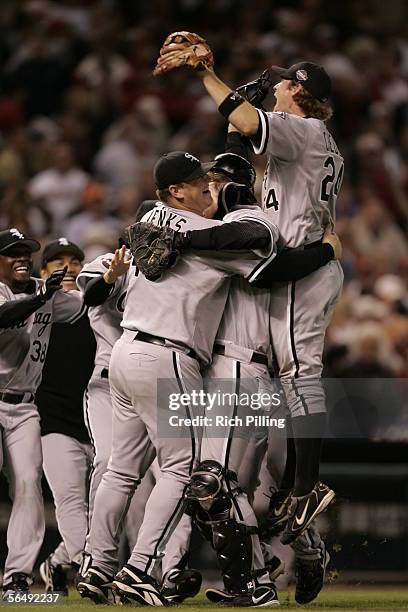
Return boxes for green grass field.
[2,589,408,612]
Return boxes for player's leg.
[193,356,278,605]
[83,372,114,552]
[84,370,153,559]
[112,338,202,606]
[78,366,156,603]
[42,433,92,567]
[2,402,45,594]
[142,460,201,605]
[270,262,343,543]
[124,344,202,573]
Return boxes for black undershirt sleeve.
[185,220,270,251]
[83,275,114,306]
[0,293,45,328]
[251,244,334,287]
[225,131,252,159]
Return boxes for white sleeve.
[0,283,10,306]
[77,253,115,288]
[52,290,86,324]
[200,210,279,282]
[250,109,307,161]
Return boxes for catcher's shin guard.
[186,460,254,595]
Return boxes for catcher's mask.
[212,153,256,189]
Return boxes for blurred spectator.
[27,141,88,234]
[65,180,121,249]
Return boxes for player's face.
[42,254,82,290]
[273,79,296,112]
[178,176,213,216]
[0,245,33,288]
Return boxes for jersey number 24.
[320,156,344,202]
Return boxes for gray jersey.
[121,204,277,365]
[77,254,130,367]
[215,208,277,355]
[252,109,344,248]
[0,281,84,394]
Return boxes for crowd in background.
[0,0,408,385]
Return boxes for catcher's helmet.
[212,153,256,189]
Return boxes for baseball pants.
[0,400,45,584]
[269,261,343,417]
[202,353,275,580]
[84,370,145,552]
[88,331,201,577]
[41,433,93,566]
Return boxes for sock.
[291,413,326,496]
[279,420,296,490]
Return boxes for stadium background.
[0,0,407,587]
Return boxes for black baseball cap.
[41,237,84,267]
[154,151,217,190]
[0,228,40,254]
[271,61,331,103]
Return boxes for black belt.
[214,344,268,366]
[303,239,323,250]
[101,368,109,379]
[134,331,198,361]
[0,392,34,404]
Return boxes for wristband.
[218,92,245,121]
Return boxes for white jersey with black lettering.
[252,109,344,248]
[0,281,84,394]
[77,254,130,367]
[121,203,277,365]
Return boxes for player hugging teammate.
[0,30,343,609]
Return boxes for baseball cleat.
[261,489,292,540]
[39,556,68,596]
[218,583,280,607]
[280,482,335,545]
[161,568,202,604]
[2,573,32,602]
[205,587,237,604]
[112,564,168,606]
[76,566,116,604]
[295,545,330,604]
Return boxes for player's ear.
[168,184,183,200]
[40,267,48,280]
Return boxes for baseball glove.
[153,31,214,76]
[126,222,182,281]
[236,68,273,110]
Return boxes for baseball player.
[36,238,95,595]
[78,151,281,607]
[162,153,341,605]
[157,48,344,544]
[77,221,201,605]
[0,228,85,600]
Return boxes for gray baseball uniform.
[0,280,84,583]
[252,109,344,416]
[203,208,323,573]
[89,203,276,578]
[77,254,192,576]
